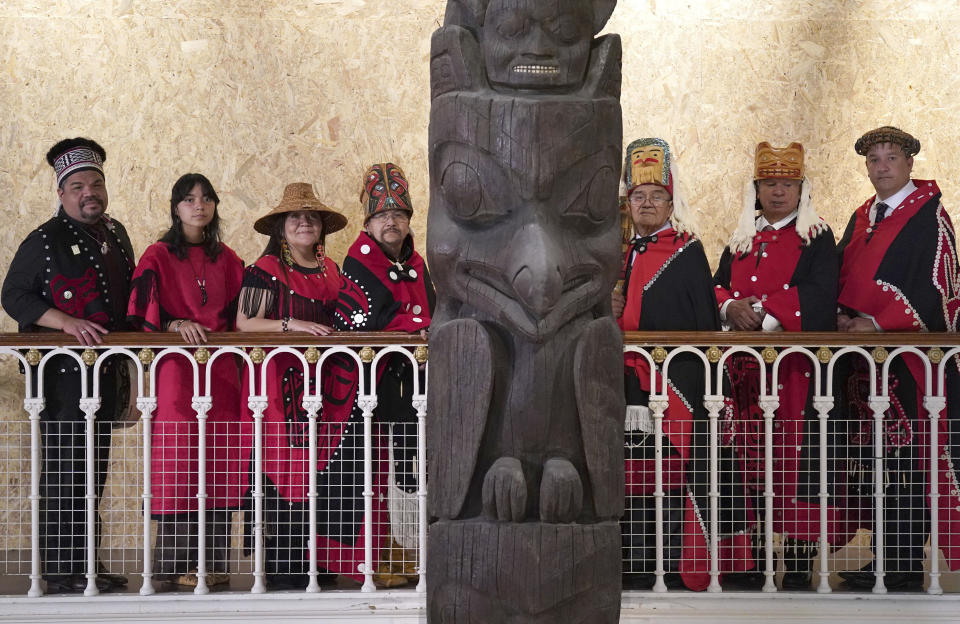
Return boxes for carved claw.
[482,457,527,522]
[539,457,583,523]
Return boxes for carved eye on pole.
[440,160,510,225]
[562,165,618,226]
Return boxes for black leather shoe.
[781,571,812,590]
[45,574,111,594]
[97,562,129,588]
[724,570,765,590]
[839,570,923,591]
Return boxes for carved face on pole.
[481,0,593,90]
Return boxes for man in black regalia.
[613,137,747,592]
[1,138,134,594]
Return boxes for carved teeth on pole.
[512,65,559,74]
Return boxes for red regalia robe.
[127,242,245,512]
[240,253,389,582]
[715,220,856,548]
[837,179,960,569]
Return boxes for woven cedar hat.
[254,183,348,235]
[855,126,921,157]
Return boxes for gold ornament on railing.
[761,346,778,364]
[138,348,155,366]
[651,346,667,364]
[872,346,888,364]
[706,346,722,364]
[816,346,832,364]
[250,347,266,365]
[81,349,97,367]
[360,346,375,364]
[194,347,211,365]
[305,346,320,364]
[25,348,41,367]
[928,347,944,364]
[414,345,429,364]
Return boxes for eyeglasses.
[370,210,410,223]
[629,193,671,207]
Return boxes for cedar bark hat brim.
[253,182,348,236]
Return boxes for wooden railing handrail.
[622,331,960,347]
[0,330,958,348]
[0,331,428,348]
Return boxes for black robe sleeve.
[794,229,839,331]
[1,231,50,329]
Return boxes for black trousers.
[153,510,232,576]
[38,354,121,576]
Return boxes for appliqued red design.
[50,268,103,320]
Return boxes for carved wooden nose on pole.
[426,1,624,622]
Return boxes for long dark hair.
[159,173,223,261]
[259,212,326,261]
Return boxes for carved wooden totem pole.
[427,1,624,621]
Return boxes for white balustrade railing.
[0,331,957,601]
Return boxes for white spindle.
[704,394,725,593]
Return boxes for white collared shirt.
[869,180,916,224]
[756,210,798,232]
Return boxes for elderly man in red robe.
[613,138,751,591]
[835,126,960,592]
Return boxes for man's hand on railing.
[38,308,108,346]
[726,297,763,331]
[611,290,625,319]
[842,316,878,333]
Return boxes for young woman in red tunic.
[127,173,245,589]
[235,183,348,590]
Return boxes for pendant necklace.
[187,249,208,306]
[79,224,110,255]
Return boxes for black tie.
[875,202,889,224]
[621,234,659,295]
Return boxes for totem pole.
[426,1,624,622]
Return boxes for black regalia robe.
[837,179,960,571]
[331,231,435,577]
[619,228,750,591]
[1,207,134,576]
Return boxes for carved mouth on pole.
[458,261,601,342]
[512,64,559,75]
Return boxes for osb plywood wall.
[1,0,959,553]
